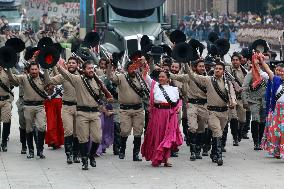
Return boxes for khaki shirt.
[44,69,77,102]
[188,69,236,107]
[0,70,11,97]
[170,73,207,100]
[7,69,46,101]
[107,71,142,105]
[57,66,100,107]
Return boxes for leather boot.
[242,111,251,139]
[182,117,190,146]
[189,132,197,161]
[26,132,34,159]
[72,137,80,163]
[215,137,223,166]
[202,128,212,156]
[133,136,142,161]
[33,127,39,150]
[1,122,11,152]
[89,142,100,167]
[19,127,27,154]
[113,122,121,155]
[119,136,128,159]
[210,137,217,163]
[230,119,239,146]
[37,131,46,159]
[196,133,203,159]
[221,124,228,152]
[258,122,265,149]
[79,142,88,170]
[64,135,73,164]
[251,121,261,150]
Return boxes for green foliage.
[267,0,284,14]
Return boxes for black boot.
[64,135,73,164]
[189,132,197,161]
[89,142,100,167]
[242,111,251,139]
[72,137,80,163]
[133,136,142,161]
[215,137,223,166]
[196,133,203,159]
[182,117,190,146]
[202,129,212,156]
[113,122,121,155]
[79,142,88,170]
[119,136,128,159]
[221,124,228,152]
[251,121,261,150]
[210,137,217,163]
[1,122,11,152]
[238,122,244,142]
[37,131,46,159]
[230,119,239,146]
[26,132,34,159]
[259,122,265,149]
[19,127,27,154]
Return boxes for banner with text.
[23,0,80,18]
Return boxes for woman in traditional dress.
[141,66,183,167]
[261,56,284,159]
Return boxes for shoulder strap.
[0,78,13,97]
[158,84,177,106]
[211,77,229,103]
[50,86,63,99]
[193,78,207,94]
[275,85,284,101]
[81,75,103,105]
[27,75,47,99]
[124,73,144,98]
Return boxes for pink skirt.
[141,107,183,166]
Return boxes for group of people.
[0,27,283,172]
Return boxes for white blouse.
[145,75,179,103]
[276,85,284,103]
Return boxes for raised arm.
[56,65,78,86]
[7,68,24,85]
[260,59,274,81]
[106,62,120,84]
[187,64,208,87]
[44,69,64,85]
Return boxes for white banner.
[23,0,80,18]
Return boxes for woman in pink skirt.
[141,70,183,167]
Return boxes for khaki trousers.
[120,108,144,137]
[16,97,25,129]
[229,99,246,123]
[0,100,11,123]
[187,103,208,133]
[76,111,102,144]
[24,105,46,133]
[208,110,229,138]
[61,105,77,137]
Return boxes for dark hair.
[99,57,109,64]
[125,60,133,71]
[231,52,241,61]
[82,61,93,70]
[276,63,284,69]
[159,70,170,79]
[162,58,172,67]
[214,58,225,70]
[27,62,39,70]
[193,59,205,67]
[171,61,181,69]
[68,57,78,64]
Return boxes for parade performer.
[261,59,284,159]
[141,58,183,167]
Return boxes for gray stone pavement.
[1,44,284,189]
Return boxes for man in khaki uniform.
[106,60,146,162]
[8,62,47,159]
[44,57,80,164]
[0,67,13,152]
[170,60,209,161]
[225,52,247,147]
[57,61,107,170]
[188,61,236,166]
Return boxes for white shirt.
[276,85,284,103]
[145,75,179,103]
